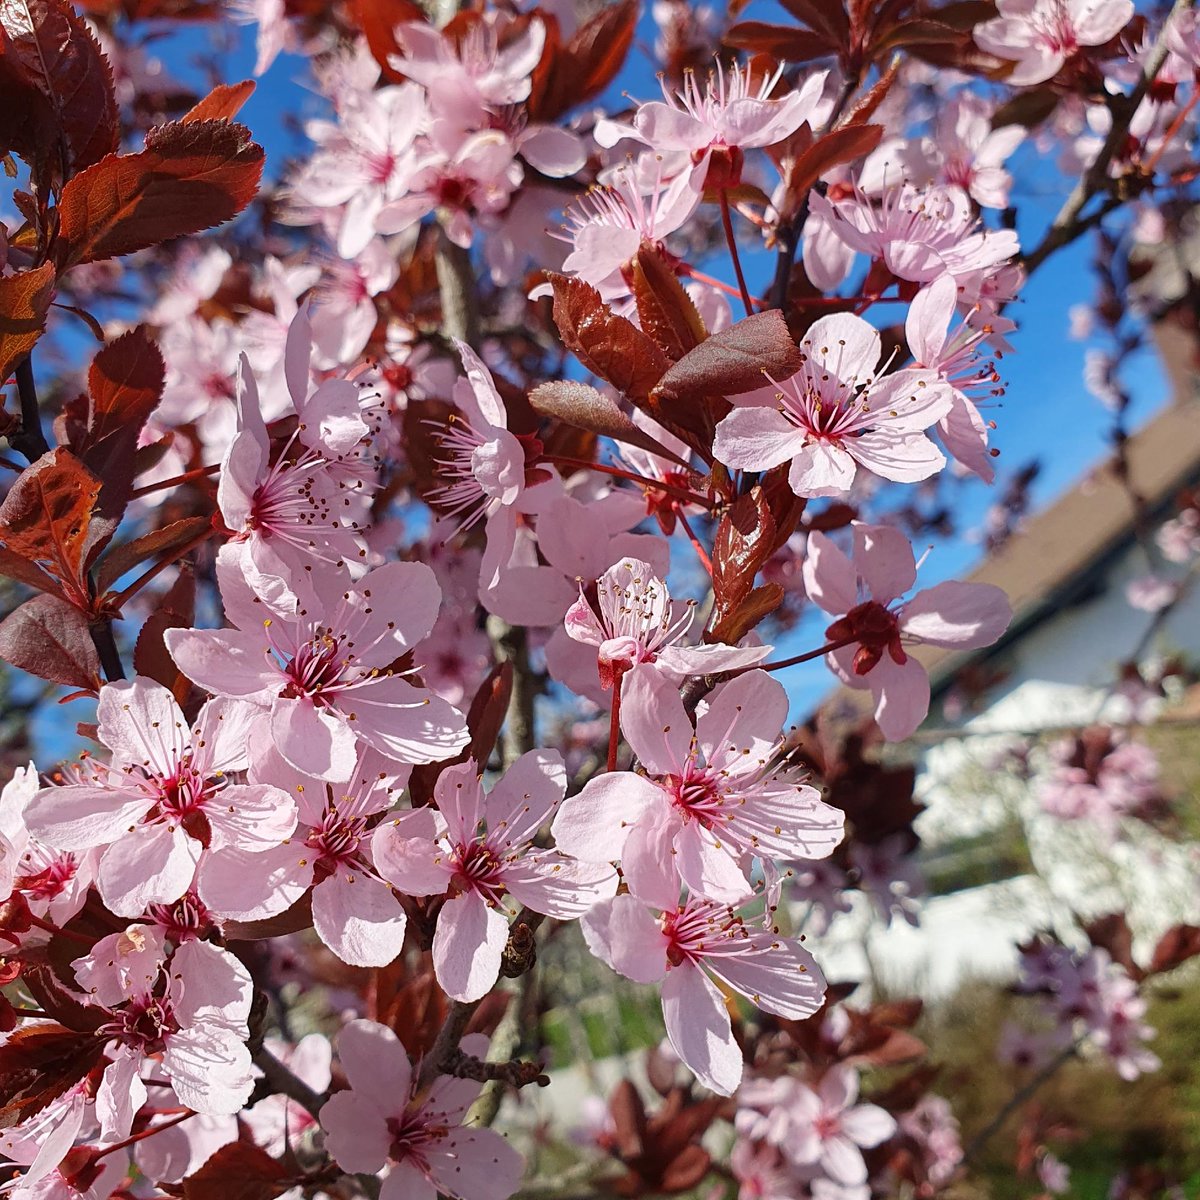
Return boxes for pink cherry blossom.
[426,342,545,591]
[557,167,697,300]
[809,183,1021,299]
[0,764,93,926]
[554,667,843,904]
[905,274,1008,482]
[24,678,297,918]
[975,0,1135,86]
[373,751,617,1001]
[564,557,770,691]
[802,524,1012,740]
[200,742,414,967]
[597,61,826,201]
[73,936,255,1137]
[742,1066,897,1185]
[320,1019,524,1200]
[164,557,469,781]
[712,312,954,497]
[580,891,826,1094]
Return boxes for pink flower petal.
[432,888,508,1002]
[312,871,408,968]
[661,964,742,1095]
[550,771,659,863]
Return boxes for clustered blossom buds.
[2,0,1192,1191]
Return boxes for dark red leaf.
[710,487,778,642]
[180,1141,291,1200]
[631,245,707,362]
[710,583,784,646]
[1148,924,1200,976]
[528,0,637,121]
[133,564,196,709]
[528,380,688,466]
[1084,912,1141,981]
[0,0,118,187]
[181,80,256,123]
[76,327,165,531]
[652,309,801,404]
[840,56,901,127]
[991,87,1060,129]
[871,18,964,56]
[0,448,101,606]
[547,273,671,401]
[0,263,55,386]
[0,1023,104,1129]
[55,118,264,268]
[724,21,834,59]
[353,0,425,83]
[0,592,101,690]
[96,515,210,593]
[779,0,849,47]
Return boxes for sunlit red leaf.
[352,0,425,83]
[55,118,264,268]
[631,245,707,362]
[181,79,256,123]
[547,273,671,401]
[1148,924,1200,976]
[0,448,101,606]
[0,592,101,689]
[724,21,833,60]
[0,0,118,188]
[0,1022,104,1129]
[0,263,55,386]
[528,0,637,121]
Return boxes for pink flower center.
[449,839,506,904]
[16,852,78,902]
[105,994,175,1052]
[661,897,750,967]
[663,761,726,829]
[386,1109,448,1172]
[279,634,349,704]
[825,601,906,676]
[1033,2,1079,54]
[306,810,367,879]
[151,763,215,846]
[814,1112,842,1140]
[148,893,214,942]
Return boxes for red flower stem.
[129,462,221,499]
[719,190,756,318]
[92,1111,195,1160]
[607,684,622,774]
[675,507,713,575]
[542,455,713,509]
[106,527,215,611]
[27,913,94,946]
[757,633,861,674]
[678,263,757,303]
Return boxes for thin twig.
[417,999,479,1092]
[253,1045,326,1121]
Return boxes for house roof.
[821,317,1200,717]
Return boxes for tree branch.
[11,356,50,464]
[1023,0,1194,275]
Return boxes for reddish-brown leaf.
[529,0,637,121]
[710,487,777,641]
[840,55,901,127]
[709,582,784,646]
[1084,912,1141,980]
[181,79,256,123]
[0,592,101,690]
[352,0,425,83]
[528,380,688,465]
[724,21,834,60]
[631,246,707,362]
[0,0,117,186]
[1148,924,1200,976]
[652,309,801,404]
[547,273,670,401]
[779,0,849,47]
[96,515,210,594]
[134,564,196,710]
[991,86,1060,129]
[180,1141,291,1200]
[0,448,101,606]
[784,123,883,199]
[870,17,964,56]
[0,263,55,386]
[55,118,264,268]
[0,1023,104,1129]
[77,327,165,529]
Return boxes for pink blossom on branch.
[320,1020,525,1200]
[712,312,954,498]
[373,751,617,1002]
[802,524,1012,740]
[553,667,844,905]
[164,556,469,781]
[581,891,826,1094]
